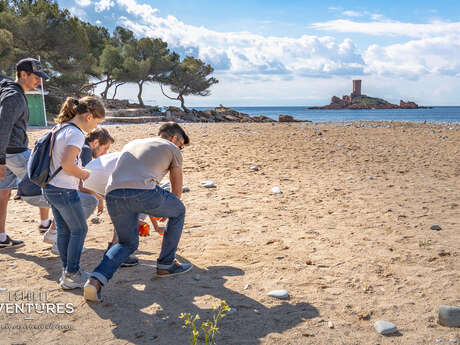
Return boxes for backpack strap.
[47,122,85,183]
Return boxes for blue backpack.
[27,122,82,187]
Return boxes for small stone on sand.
[268,290,289,299]
[201,181,215,188]
[374,320,397,335]
[271,186,282,194]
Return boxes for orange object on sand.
[138,223,150,236]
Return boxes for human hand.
[81,169,90,180]
[0,165,5,180]
[97,199,104,216]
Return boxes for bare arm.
[169,166,183,199]
[61,145,89,180]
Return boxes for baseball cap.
[16,58,50,81]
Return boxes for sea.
[192,106,460,123]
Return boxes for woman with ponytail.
[43,96,105,290]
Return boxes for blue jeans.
[91,186,186,285]
[43,185,97,273]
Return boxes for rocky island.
[309,80,426,110]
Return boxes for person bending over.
[84,122,191,302]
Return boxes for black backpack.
[27,122,82,187]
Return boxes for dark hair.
[55,96,105,124]
[86,127,114,146]
[158,122,189,145]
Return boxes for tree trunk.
[112,82,125,100]
[179,94,188,112]
[137,81,144,107]
[101,79,113,100]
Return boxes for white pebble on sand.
[201,181,215,188]
[374,321,397,335]
[268,290,289,299]
[271,186,282,194]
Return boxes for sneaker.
[0,235,24,249]
[43,229,57,244]
[105,242,138,268]
[84,278,102,302]
[120,255,139,267]
[38,219,52,234]
[156,261,193,277]
[60,270,90,290]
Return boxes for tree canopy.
[161,56,218,111]
[0,0,218,112]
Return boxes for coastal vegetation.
[0,0,218,112]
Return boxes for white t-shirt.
[49,125,85,189]
[82,152,120,196]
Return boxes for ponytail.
[55,97,78,123]
[55,96,105,124]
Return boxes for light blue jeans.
[43,185,97,273]
[91,186,186,285]
[0,150,30,189]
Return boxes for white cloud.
[312,19,460,38]
[95,0,114,12]
[116,0,365,78]
[69,7,87,19]
[364,36,460,79]
[342,10,362,17]
[112,0,460,86]
[117,0,159,17]
[95,20,102,25]
[370,14,384,20]
[76,0,91,7]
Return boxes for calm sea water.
[193,106,460,123]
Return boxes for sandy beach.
[0,121,459,345]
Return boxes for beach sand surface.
[0,122,459,344]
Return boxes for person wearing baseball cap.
[0,57,50,249]
[16,58,50,81]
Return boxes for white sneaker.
[51,242,87,255]
[60,270,90,290]
[43,229,57,244]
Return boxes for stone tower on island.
[351,80,361,97]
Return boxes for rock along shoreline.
[103,100,310,124]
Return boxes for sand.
[0,121,459,344]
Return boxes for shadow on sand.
[85,255,319,344]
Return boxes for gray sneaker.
[156,261,193,277]
[60,270,90,290]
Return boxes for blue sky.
[60,0,460,106]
